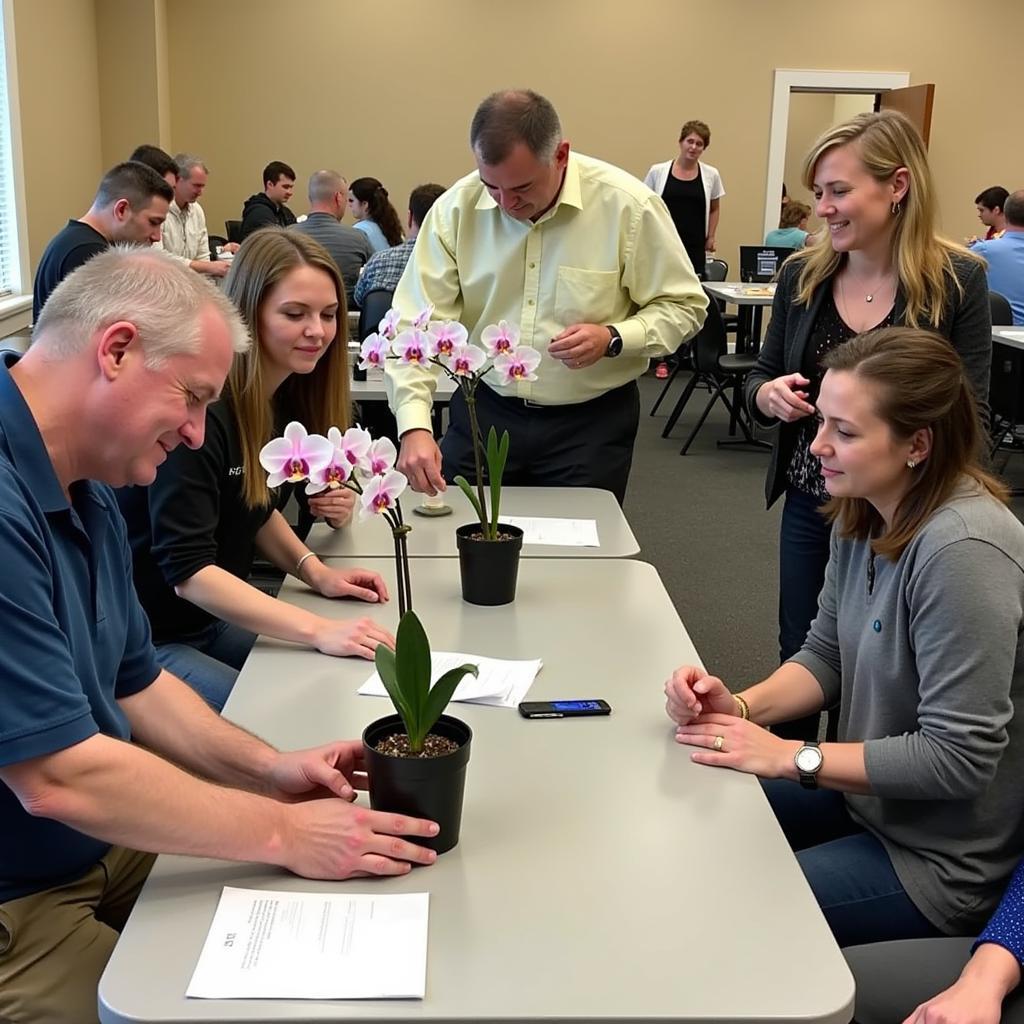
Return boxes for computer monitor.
[739,246,796,283]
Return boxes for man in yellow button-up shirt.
[387,89,707,504]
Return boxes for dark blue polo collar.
[0,353,81,514]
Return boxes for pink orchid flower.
[494,347,542,385]
[377,307,401,341]
[359,332,391,371]
[393,329,430,365]
[427,320,468,359]
[359,469,408,520]
[338,425,373,470]
[444,343,487,377]
[481,320,520,358]
[259,421,334,488]
[363,436,398,477]
[412,304,435,330]
[305,426,353,494]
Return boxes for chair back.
[357,288,395,342]
[691,292,728,373]
[990,291,1014,326]
[225,219,243,244]
[207,234,228,261]
[704,258,729,282]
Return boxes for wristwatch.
[604,326,623,358]
[794,741,823,789]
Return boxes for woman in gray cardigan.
[744,111,991,741]
[667,328,1024,949]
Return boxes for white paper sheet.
[359,651,542,709]
[187,888,428,1000]
[502,516,600,547]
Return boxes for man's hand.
[193,260,230,278]
[267,741,367,802]
[398,429,446,495]
[308,486,356,529]
[312,617,395,659]
[548,324,612,369]
[277,799,440,879]
[223,242,241,254]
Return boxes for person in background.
[969,185,1009,244]
[973,189,1024,325]
[390,89,706,506]
[159,153,232,278]
[745,110,990,741]
[129,143,178,187]
[240,160,297,240]
[117,229,391,711]
[347,176,404,253]
[669,328,1024,951]
[291,169,373,308]
[644,119,724,378]
[766,200,812,248]
[354,183,445,307]
[33,162,173,319]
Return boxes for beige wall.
[11,0,102,269]
[12,0,1024,278]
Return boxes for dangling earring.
[906,458,918,469]
[891,199,903,216]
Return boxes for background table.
[100,558,853,1024]
[306,486,639,559]
[704,281,776,353]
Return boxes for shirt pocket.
[555,267,621,327]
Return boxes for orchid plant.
[259,422,413,617]
[361,307,539,541]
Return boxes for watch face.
[795,746,823,773]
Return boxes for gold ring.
[713,735,725,751]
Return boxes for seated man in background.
[159,153,232,278]
[354,182,445,308]
[765,200,811,249]
[240,160,297,240]
[972,189,1024,325]
[32,161,173,319]
[292,169,373,307]
[970,185,1009,244]
[128,143,178,187]
[0,249,438,1023]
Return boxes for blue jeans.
[155,620,257,713]
[775,486,833,740]
[762,780,942,948]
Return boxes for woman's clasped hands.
[664,666,796,779]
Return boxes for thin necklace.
[844,266,894,304]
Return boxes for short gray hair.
[1005,190,1024,229]
[470,89,562,165]
[308,169,345,204]
[174,153,208,180]
[34,246,250,366]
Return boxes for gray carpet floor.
[627,370,1024,691]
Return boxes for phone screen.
[551,700,604,712]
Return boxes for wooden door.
[878,84,935,146]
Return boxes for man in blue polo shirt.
[974,189,1024,325]
[0,249,438,1023]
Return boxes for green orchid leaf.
[395,611,431,737]
[419,663,479,745]
[374,642,414,732]
[455,475,484,525]
[487,428,510,538]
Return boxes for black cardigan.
[744,254,992,508]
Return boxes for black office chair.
[661,299,764,454]
[991,290,1014,326]
[703,256,740,338]
[225,219,243,245]
[208,234,228,261]
[989,290,1020,462]
[357,288,396,343]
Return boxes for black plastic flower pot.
[455,523,524,606]
[362,714,472,855]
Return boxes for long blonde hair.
[223,228,351,508]
[792,111,982,327]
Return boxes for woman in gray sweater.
[666,327,1024,949]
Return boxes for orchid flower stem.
[395,501,414,614]
[464,391,490,538]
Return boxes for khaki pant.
[0,846,155,1024]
